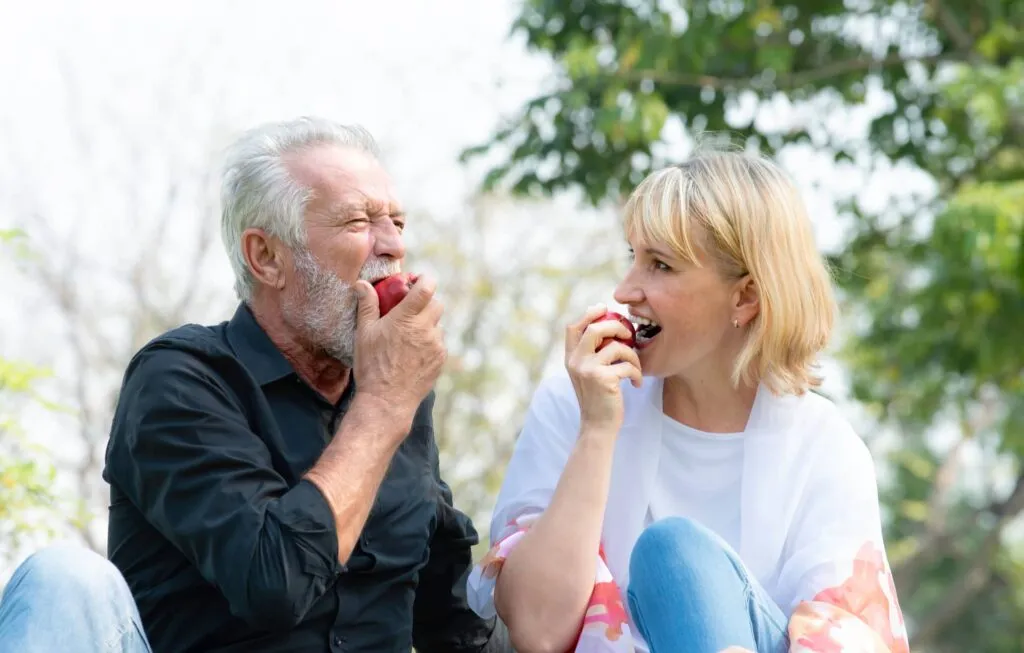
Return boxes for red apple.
[595,311,636,350]
[373,273,420,316]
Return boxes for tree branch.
[927,0,975,54]
[892,393,1004,588]
[23,224,106,553]
[909,470,1024,646]
[602,53,956,91]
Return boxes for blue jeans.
[627,518,789,653]
[0,544,152,652]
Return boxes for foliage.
[404,198,625,550]
[466,1,1024,649]
[0,230,75,570]
[0,359,60,563]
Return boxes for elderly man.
[0,117,508,653]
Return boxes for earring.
[733,318,740,328]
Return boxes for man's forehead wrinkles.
[329,194,402,217]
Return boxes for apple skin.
[373,273,420,316]
[595,311,636,350]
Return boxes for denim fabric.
[627,517,789,653]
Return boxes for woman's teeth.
[632,317,662,345]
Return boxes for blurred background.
[0,0,1021,650]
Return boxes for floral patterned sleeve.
[780,424,910,652]
[467,511,638,653]
[787,541,909,652]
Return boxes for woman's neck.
[661,373,758,434]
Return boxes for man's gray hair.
[219,116,381,302]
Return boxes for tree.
[403,195,624,542]
[4,45,237,553]
[463,1,1024,649]
[0,230,83,576]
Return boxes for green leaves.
[0,231,80,568]
[0,356,63,565]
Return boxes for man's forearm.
[304,393,411,564]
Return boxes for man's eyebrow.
[364,198,388,216]
[365,198,406,216]
[329,200,366,218]
[329,199,405,220]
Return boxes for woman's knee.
[629,517,738,590]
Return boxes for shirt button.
[333,636,343,646]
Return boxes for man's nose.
[373,221,406,260]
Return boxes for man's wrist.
[346,391,416,440]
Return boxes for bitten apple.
[595,311,636,350]
[372,273,420,316]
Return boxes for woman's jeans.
[627,517,790,653]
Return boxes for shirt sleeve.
[776,415,910,652]
[465,372,581,618]
[489,372,580,539]
[412,414,497,653]
[104,345,344,632]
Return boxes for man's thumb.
[355,280,379,325]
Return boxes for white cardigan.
[468,372,909,651]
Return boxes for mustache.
[358,258,402,282]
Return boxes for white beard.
[287,249,400,366]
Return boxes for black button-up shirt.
[103,304,496,653]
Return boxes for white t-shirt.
[631,418,745,651]
[646,415,744,550]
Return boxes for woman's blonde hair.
[622,146,837,396]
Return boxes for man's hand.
[304,273,446,564]
[352,274,446,431]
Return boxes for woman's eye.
[653,260,671,272]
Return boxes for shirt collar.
[225,303,296,386]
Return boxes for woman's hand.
[564,304,644,433]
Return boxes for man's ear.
[732,274,760,327]
[241,228,287,290]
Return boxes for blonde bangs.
[622,167,704,267]
[622,148,839,397]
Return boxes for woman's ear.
[732,275,760,327]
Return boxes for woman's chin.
[636,342,666,376]
[636,338,688,380]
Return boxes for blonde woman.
[466,151,910,653]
